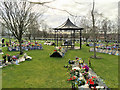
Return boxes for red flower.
[92,76,96,79]
[73,76,76,79]
[87,78,94,85]
[67,78,72,81]
[90,81,94,85]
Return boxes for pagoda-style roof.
[54,18,83,30]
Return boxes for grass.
[1,41,118,88]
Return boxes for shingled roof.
[54,18,83,30]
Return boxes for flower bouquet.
[54,50,57,52]
[78,79,85,86]
[67,76,77,81]
[82,71,89,79]
[35,42,38,44]
[28,42,31,45]
[57,48,61,52]
[12,55,17,61]
[82,65,89,72]
[75,70,79,77]
[68,60,75,64]
[32,44,35,47]
[70,70,74,75]
[37,44,40,46]
[80,68,85,73]
[87,76,98,88]
[79,60,83,65]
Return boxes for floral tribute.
[7,41,43,51]
[50,47,67,57]
[64,57,106,89]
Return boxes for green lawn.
[2,41,118,88]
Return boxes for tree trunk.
[86,38,88,43]
[34,37,36,42]
[93,41,96,58]
[28,34,31,42]
[18,39,23,55]
[91,0,96,58]
[8,34,11,45]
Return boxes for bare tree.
[41,23,49,39]
[27,13,41,41]
[1,23,6,37]
[29,0,78,17]
[0,1,39,54]
[79,16,92,43]
[100,18,109,42]
[91,0,97,58]
[29,0,56,5]
[110,19,118,42]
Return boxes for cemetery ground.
[2,41,118,88]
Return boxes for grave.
[65,58,108,89]
[50,47,67,57]
[0,53,32,68]
[90,48,119,56]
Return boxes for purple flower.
[85,65,89,71]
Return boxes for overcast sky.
[29,0,119,28]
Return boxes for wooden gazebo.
[53,18,83,49]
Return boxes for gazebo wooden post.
[71,30,72,49]
[57,30,58,47]
[54,30,56,46]
[60,31,62,46]
[73,30,75,48]
[80,30,82,49]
